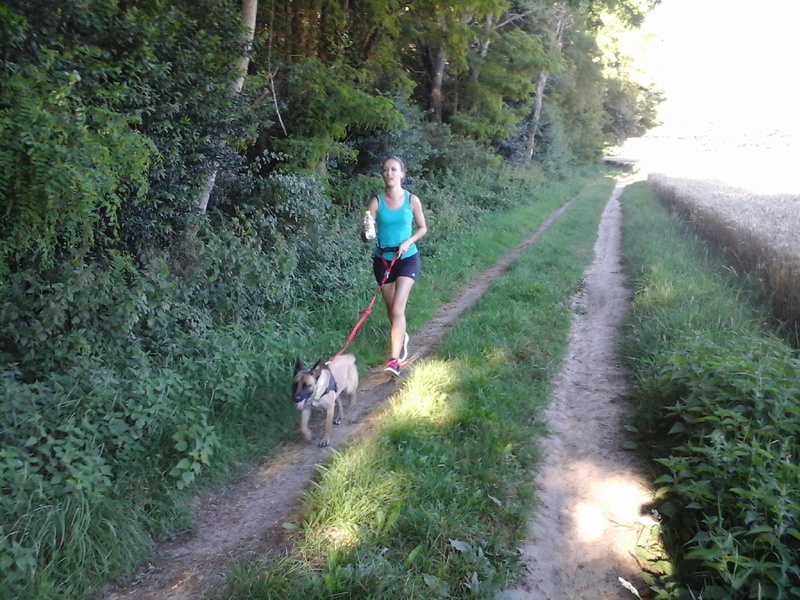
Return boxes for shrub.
[651,336,800,598]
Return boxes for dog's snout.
[294,386,313,407]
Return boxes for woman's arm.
[397,194,427,256]
[360,196,379,242]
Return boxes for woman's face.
[382,159,404,186]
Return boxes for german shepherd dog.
[293,354,359,447]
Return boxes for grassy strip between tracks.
[216,176,616,599]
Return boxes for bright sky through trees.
[622,0,800,192]
[642,0,800,137]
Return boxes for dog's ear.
[294,357,303,374]
[311,359,325,375]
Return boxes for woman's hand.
[397,240,411,257]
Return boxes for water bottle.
[363,211,376,241]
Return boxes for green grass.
[619,182,800,599]
[217,175,615,599]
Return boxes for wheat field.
[644,143,800,327]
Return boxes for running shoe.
[384,358,401,378]
[400,332,409,362]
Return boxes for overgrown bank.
[620,182,800,598]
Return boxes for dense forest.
[0,0,660,597]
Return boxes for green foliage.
[0,0,661,593]
[2,0,253,261]
[0,160,591,597]
[532,104,576,175]
[450,28,542,145]
[269,57,404,171]
[652,337,800,598]
[603,77,664,144]
[551,27,608,162]
[0,52,154,275]
[621,182,800,598]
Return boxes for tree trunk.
[526,3,567,161]
[231,0,258,96]
[197,0,258,212]
[525,69,549,160]
[469,14,493,114]
[430,45,446,124]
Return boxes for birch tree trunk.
[525,69,549,160]
[525,3,567,161]
[196,0,258,213]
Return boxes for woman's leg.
[380,276,415,359]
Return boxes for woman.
[363,156,428,377]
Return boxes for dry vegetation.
[648,172,800,330]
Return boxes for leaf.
[667,421,685,435]
[422,573,449,596]
[404,544,423,568]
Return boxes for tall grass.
[648,173,800,339]
[620,181,800,599]
[218,176,616,599]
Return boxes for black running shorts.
[373,252,421,284]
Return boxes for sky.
[636,0,800,139]
[619,0,800,190]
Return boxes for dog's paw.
[334,417,342,425]
[318,439,330,448]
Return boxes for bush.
[651,336,800,598]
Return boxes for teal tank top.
[374,190,418,260]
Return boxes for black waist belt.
[378,246,400,254]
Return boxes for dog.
[293,354,359,447]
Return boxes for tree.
[451,19,544,145]
[196,0,258,213]
[523,0,657,160]
[402,0,504,125]
[525,1,569,160]
[0,55,154,275]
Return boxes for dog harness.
[318,364,338,399]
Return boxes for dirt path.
[499,180,657,600]
[101,180,655,600]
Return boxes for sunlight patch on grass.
[484,346,512,370]
[319,523,359,550]
[387,359,461,426]
[635,279,676,308]
[302,446,409,555]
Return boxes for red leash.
[330,253,399,359]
